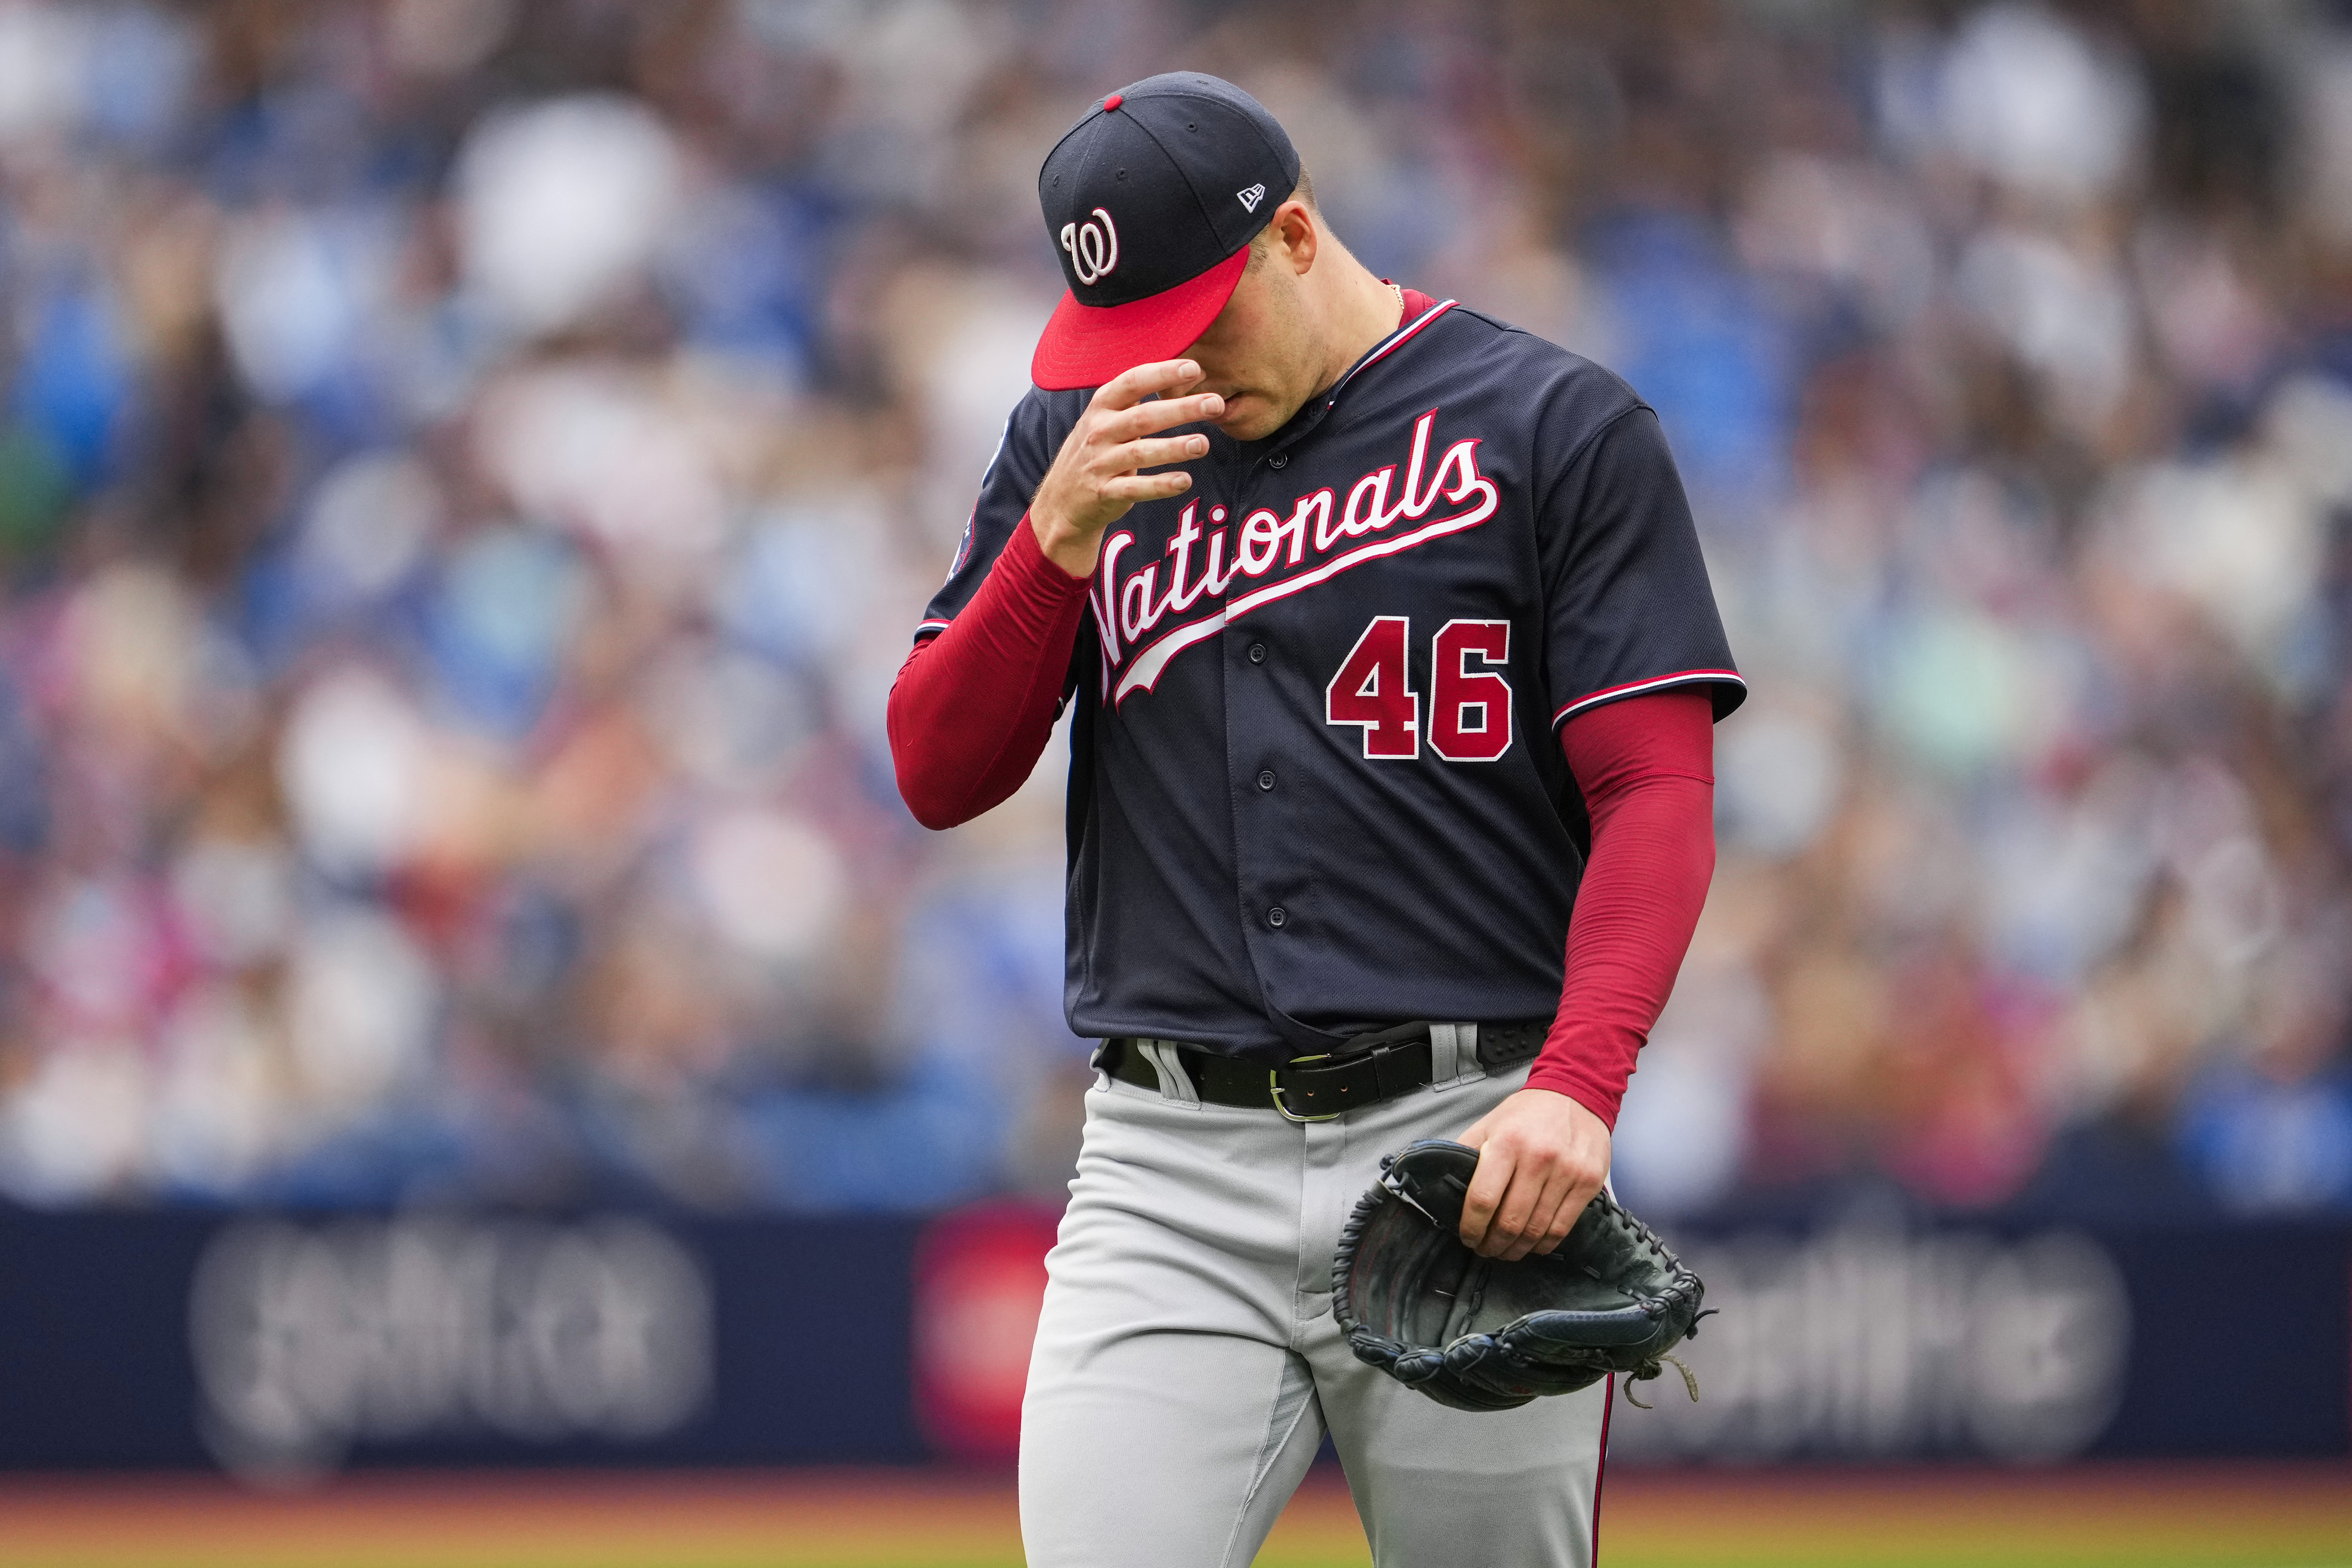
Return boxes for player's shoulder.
[1423,303,1647,446]
[1007,382,1094,440]
[977,383,1092,481]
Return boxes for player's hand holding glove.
[1332,1140,1708,1412]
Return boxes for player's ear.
[1270,199,1318,274]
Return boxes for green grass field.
[1,1463,2347,1567]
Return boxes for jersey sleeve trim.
[913,617,952,644]
[1551,669,1746,728]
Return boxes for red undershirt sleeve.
[888,514,1094,830]
[1526,687,1718,1128]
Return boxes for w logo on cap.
[1236,183,1267,213]
[1060,207,1120,285]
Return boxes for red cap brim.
[1029,246,1251,391]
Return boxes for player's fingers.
[1098,434,1209,473]
[1092,358,1202,410]
[1098,392,1223,440]
[1529,1182,1599,1258]
[1503,1167,1586,1261]
[1099,471,1192,502]
[1486,1161,1562,1269]
[1488,1172,1561,1262]
[1459,1143,1515,1249]
[1483,1162,1548,1259]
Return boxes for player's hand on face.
[1455,1088,1612,1262]
[1029,360,1224,576]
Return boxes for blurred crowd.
[0,0,2345,1218]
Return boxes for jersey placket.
[1221,404,1339,1041]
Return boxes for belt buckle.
[1270,1052,1344,1124]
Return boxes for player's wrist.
[1009,510,1098,590]
[1029,502,1107,577]
[1521,1065,1622,1132]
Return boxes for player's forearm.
[1529,690,1717,1127]
[887,515,1093,829]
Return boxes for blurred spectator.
[0,0,2343,1221]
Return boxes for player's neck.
[1310,250,1406,400]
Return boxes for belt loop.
[1136,1040,1203,1109]
[1428,1022,1485,1092]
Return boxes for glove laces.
[1621,1352,1699,1409]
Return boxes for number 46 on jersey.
[1325,615,1512,763]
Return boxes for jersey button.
[1257,769,1276,791]
[1248,642,1267,664]
[1266,906,1287,928]
[1268,453,1288,469]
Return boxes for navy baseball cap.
[1032,72,1302,390]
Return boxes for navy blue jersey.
[915,301,1744,1065]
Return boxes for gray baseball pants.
[1018,1050,1611,1567]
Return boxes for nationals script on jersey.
[915,298,1746,1066]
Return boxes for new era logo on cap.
[1030,71,1302,389]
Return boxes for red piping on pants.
[1591,1373,1614,1564]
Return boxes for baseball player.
[889,73,1742,1567]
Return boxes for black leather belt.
[1099,1020,1547,1121]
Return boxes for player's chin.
[1211,398,1283,441]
